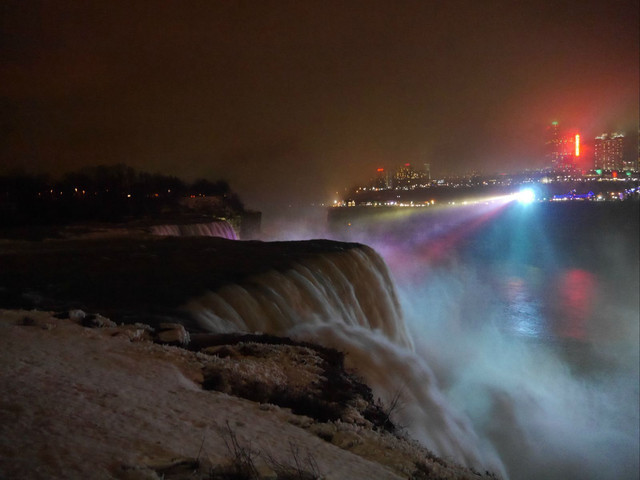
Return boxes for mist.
[400,261,638,480]
[263,201,639,479]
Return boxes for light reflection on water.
[553,269,597,341]
[498,268,597,342]
[502,276,545,338]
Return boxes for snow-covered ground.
[0,309,497,479]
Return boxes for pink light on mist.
[382,200,512,281]
[555,269,597,340]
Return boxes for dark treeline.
[0,164,245,226]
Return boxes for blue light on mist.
[322,201,639,480]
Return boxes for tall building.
[594,133,624,171]
[423,163,431,181]
[374,168,391,189]
[547,122,578,170]
[394,163,421,188]
[547,121,561,168]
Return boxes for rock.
[68,309,86,323]
[112,324,154,342]
[82,313,117,328]
[154,323,190,346]
[57,309,116,328]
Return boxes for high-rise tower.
[547,122,577,170]
[547,121,561,168]
[594,133,624,171]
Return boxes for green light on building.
[596,169,602,175]
[551,121,558,126]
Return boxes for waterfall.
[150,221,237,240]
[186,244,504,475]
[187,245,409,347]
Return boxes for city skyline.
[358,124,637,180]
[1,1,638,214]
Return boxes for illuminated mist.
[265,200,639,480]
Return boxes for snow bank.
[0,310,496,480]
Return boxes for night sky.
[2,1,638,212]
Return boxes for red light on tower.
[404,163,410,167]
[377,168,384,172]
[575,134,580,157]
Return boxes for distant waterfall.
[151,221,237,240]
[186,244,503,474]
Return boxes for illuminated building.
[594,133,624,171]
[546,121,578,170]
[547,121,560,167]
[374,168,391,189]
[394,163,421,188]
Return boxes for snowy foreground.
[0,310,499,480]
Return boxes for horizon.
[2,1,638,213]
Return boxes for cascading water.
[186,244,506,476]
[188,246,409,347]
[151,221,237,239]
[326,202,639,480]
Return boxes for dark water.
[326,201,639,480]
